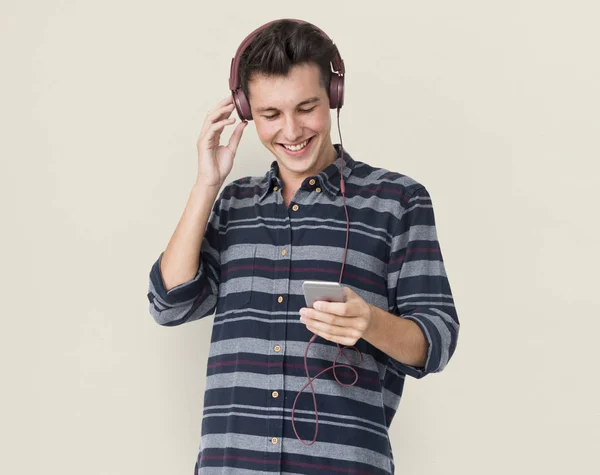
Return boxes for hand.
[299,287,374,346]
[195,95,248,188]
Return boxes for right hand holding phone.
[196,95,248,188]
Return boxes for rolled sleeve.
[386,185,460,378]
[147,194,222,326]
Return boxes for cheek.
[255,122,278,144]
[310,111,330,133]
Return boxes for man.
[147,19,459,475]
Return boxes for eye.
[262,106,316,120]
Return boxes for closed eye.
[262,106,317,120]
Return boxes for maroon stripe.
[199,454,376,475]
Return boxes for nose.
[281,114,303,143]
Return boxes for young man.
[147,20,459,475]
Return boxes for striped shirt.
[147,144,460,474]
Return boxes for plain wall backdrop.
[2,0,598,473]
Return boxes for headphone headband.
[229,18,345,121]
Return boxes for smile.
[278,136,314,155]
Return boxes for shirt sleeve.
[386,185,460,378]
[146,191,222,326]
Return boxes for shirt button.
[315,187,321,193]
[271,437,278,445]
[272,391,279,398]
[274,345,281,352]
[292,204,299,211]
[309,178,316,186]
[277,296,283,303]
[273,185,279,191]
[281,249,287,256]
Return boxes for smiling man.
[147,19,460,475]
[249,63,337,206]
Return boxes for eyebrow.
[255,96,321,113]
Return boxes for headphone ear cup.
[233,89,252,121]
[329,74,344,110]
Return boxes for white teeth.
[283,139,309,151]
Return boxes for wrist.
[363,304,379,342]
[193,179,221,194]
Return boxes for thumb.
[343,286,355,300]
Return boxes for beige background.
[2,0,598,473]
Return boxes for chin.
[276,149,317,173]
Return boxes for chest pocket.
[217,244,256,314]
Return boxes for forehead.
[248,63,325,108]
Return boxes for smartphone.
[302,280,346,308]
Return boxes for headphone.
[228,18,346,121]
[228,19,359,448]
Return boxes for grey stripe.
[397,292,455,300]
[218,280,389,308]
[150,294,216,326]
[382,387,402,408]
[228,215,391,237]
[389,259,448,279]
[207,337,379,370]
[222,188,408,218]
[221,243,386,270]
[390,223,439,250]
[223,221,391,246]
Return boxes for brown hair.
[239,20,337,101]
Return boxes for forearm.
[160,182,220,291]
[363,305,428,368]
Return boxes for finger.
[205,103,236,128]
[208,117,236,133]
[226,121,248,154]
[199,117,236,147]
[312,300,349,317]
[203,96,234,123]
[304,308,350,328]
[303,317,357,339]
[214,94,234,110]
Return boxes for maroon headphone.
[228,18,346,121]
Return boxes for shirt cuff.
[387,314,435,379]
[148,252,204,306]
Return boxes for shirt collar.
[258,144,355,201]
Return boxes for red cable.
[291,107,363,446]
